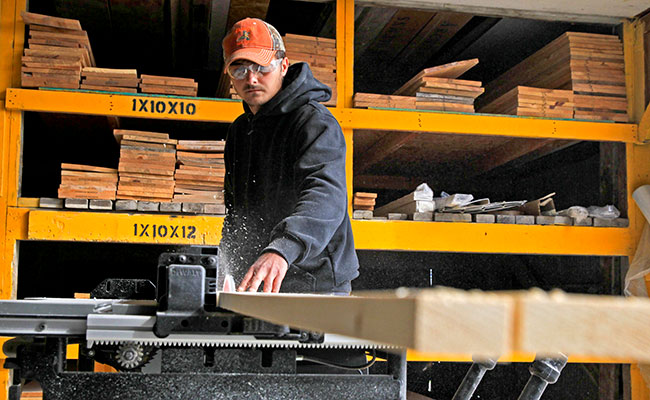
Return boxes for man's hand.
[237,252,288,293]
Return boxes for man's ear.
[281,57,289,77]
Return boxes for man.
[220,18,359,294]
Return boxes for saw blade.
[86,314,397,350]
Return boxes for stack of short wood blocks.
[21,11,95,90]
[81,67,139,93]
[139,75,198,97]
[354,59,483,113]
[482,32,627,122]
[116,130,177,202]
[229,34,336,106]
[174,140,226,214]
[480,86,574,119]
[58,163,117,201]
[45,130,226,214]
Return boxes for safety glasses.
[227,58,282,80]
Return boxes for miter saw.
[0,251,406,400]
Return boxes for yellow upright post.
[624,16,650,400]
[337,0,355,209]
[0,0,26,397]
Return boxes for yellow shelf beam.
[16,209,224,245]
[6,207,634,256]
[6,88,243,123]
[5,88,639,143]
[352,220,635,256]
[336,108,639,143]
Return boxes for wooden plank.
[114,129,169,142]
[218,288,513,355]
[140,74,196,86]
[518,291,650,361]
[21,11,82,31]
[140,84,197,96]
[394,59,480,96]
[61,163,117,174]
[80,84,138,93]
[82,67,137,77]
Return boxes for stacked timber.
[284,34,337,106]
[353,192,377,211]
[174,140,226,210]
[393,59,483,113]
[80,67,139,93]
[481,32,627,122]
[115,130,177,201]
[228,34,337,106]
[139,74,198,97]
[373,183,435,221]
[480,86,574,118]
[58,163,117,200]
[21,11,96,89]
[353,93,416,109]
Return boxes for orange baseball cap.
[222,18,285,70]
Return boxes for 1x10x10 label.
[133,223,197,239]
[131,98,197,115]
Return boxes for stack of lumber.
[353,93,416,109]
[353,192,377,211]
[480,86,574,118]
[80,67,139,93]
[58,163,117,200]
[174,140,226,204]
[482,32,627,122]
[284,34,336,106]
[228,34,337,106]
[393,59,483,113]
[373,183,435,220]
[115,130,177,201]
[139,74,198,97]
[21,11,96,89]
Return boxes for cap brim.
[223,48,276,73]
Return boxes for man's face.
[229,57,290,114]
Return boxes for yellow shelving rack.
[0,0,649,398]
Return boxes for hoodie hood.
[244,62,332,116]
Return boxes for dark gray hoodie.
[220,62,359,293]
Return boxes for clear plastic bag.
[587,205,620,219]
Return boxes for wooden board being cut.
[219,288,650,361]
[219,288,513,356]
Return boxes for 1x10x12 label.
[131,98,197,115]
[133,223,197,239]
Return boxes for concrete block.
[204,204,227,215]
[182,202,204,214]
[435,213,471,222]
[536,216,555,225]
[372,216,388,221]
[515,215,535,225]
[573,217,593,226]
[353,210,373,220]
[496,214,516,224]
[39,197,63,209]
[554,216,573,226]
[137,201,160,212]
[388,213,408,220]
[89,199,113,210]
[594,218,629,227]
[115,200,137,211]
[412,212,433,221]
[473,214,495,223]
[64,198,88,209]
[160,202,182,213]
